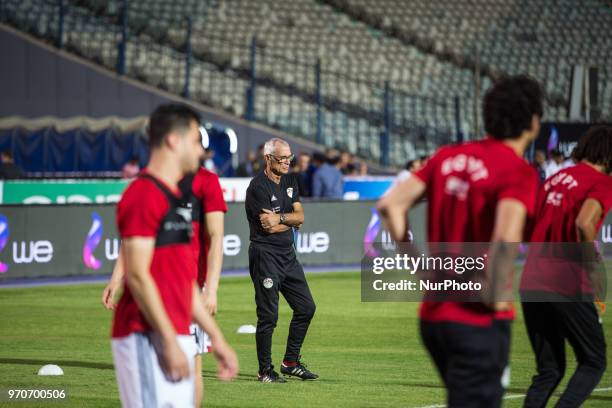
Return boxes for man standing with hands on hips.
[245,138,318,383]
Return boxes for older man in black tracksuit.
[245,137,318,383]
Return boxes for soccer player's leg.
[112,333,195,408]
[190,323,207,407]
[194,355,203,408]
[279,256,317,380]
[249,246,285,382]
[522,302,566,408]
[555,302,606,407]
[443,321,510,408]
[151,334,196,407]
[112,334,144,408]
[419,320,450,387]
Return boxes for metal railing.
[1,0,468,166]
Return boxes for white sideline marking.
[414,386,612,408]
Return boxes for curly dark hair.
[573,125,612,173]
[483,75,543,140]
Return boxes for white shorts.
[112,333,196,408]
[189,323,211,355]
[190,286,212,355]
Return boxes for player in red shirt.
[377,75,543,407]
[520,126,612,407]
[183,167,228,406]
[103,166,227,407]
[109,104,237,407]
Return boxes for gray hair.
[263,138,289,155]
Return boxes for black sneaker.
[257,366,287,383]
[280,360,319,380]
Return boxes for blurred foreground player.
[521,126,612,407]
[185,166,228,405]
[378,75,543,407]
[102,163,227,407]
[110,104,237,407]
[245,138,318,382]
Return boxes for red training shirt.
[112,174,197,338]
[414,137,539,326]
[521,163,612,296]
[190,168,228,288]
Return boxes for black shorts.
[420,319,511,408]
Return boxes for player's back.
[521,163,612,297]
[415,138,538,325]
[416,138,538,243]
[530,163,612,243]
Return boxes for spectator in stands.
[325,147,340,161]
[544,149,565,178]
[344,163,359,176]
[298,151,311,173]
[204,147,217,173]
[562,147,577,168]
[255,143,266,173]
[356,158,368,176]
[312,154,344,199]
[306,152,325,195]
[290,157,300,174]
[236,150,258,177]
[121,156,141,179]
[294,152,312,197]
[533,150,547,181]
[339,151,353,175]
[384,159,424,194]
[289,156,308,198]
[396,158,424,183]
[0,151,23,179]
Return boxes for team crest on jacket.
[263,278,274,289]
[286,187,293,198]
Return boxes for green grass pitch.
[0,272,611,407]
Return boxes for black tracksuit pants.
[249,244,316,373]
[522,301,606,408]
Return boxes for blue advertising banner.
[343,177,394,200]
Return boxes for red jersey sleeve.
[587,177,612,216]
[117,179,168,238]
[196,170,228,213]
[498,164,539,216]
